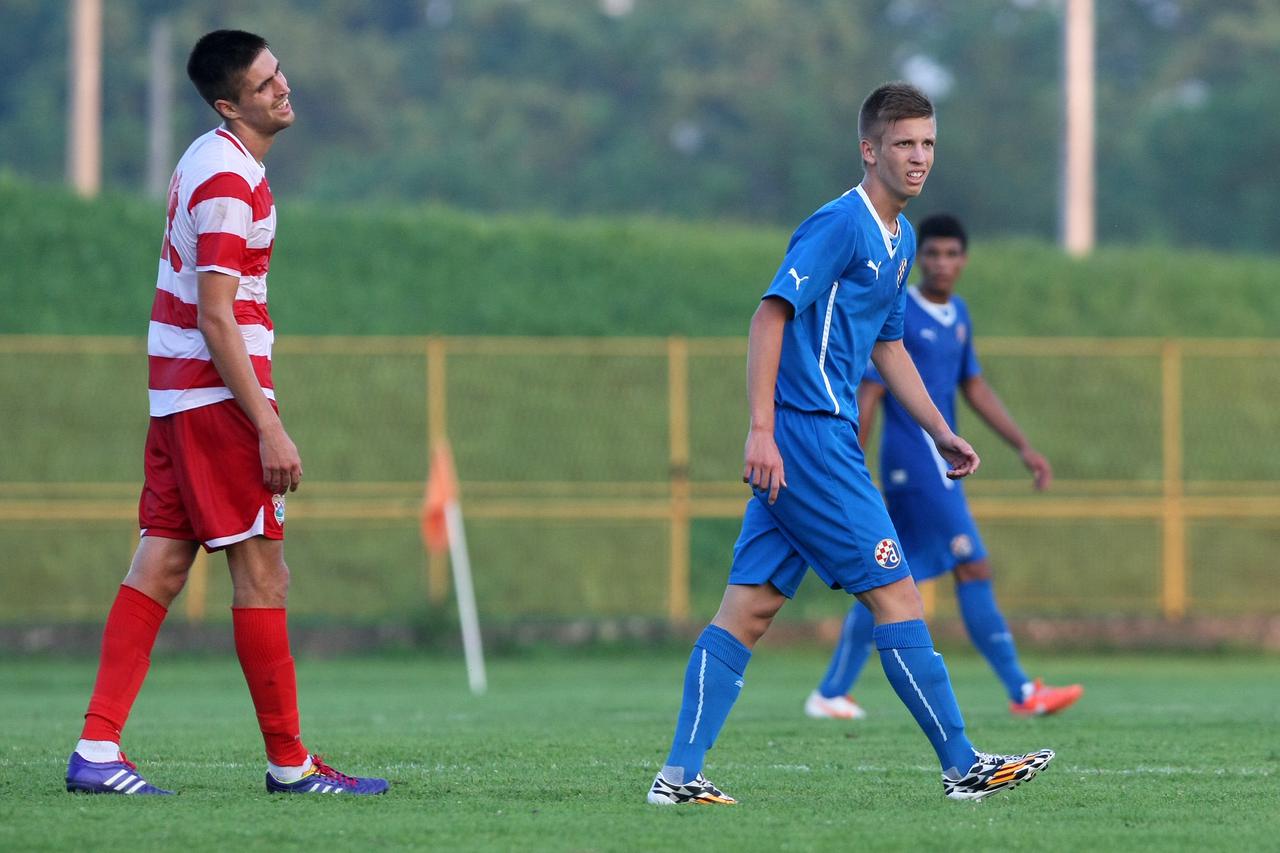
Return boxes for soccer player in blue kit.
[805,214,1084,723]
[647,83,1054,806]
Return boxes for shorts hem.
[843,566,913,595]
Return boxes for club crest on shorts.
[950,534,973,559]
[272,494,286,525]
[874,538,902,569]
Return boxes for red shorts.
[139,399,286,551]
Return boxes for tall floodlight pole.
[147,18,174,197]
[67,0,103,198]
[1062,0,1096,256]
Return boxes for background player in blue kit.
[804,214,1084,723]
[647,83,1054,806]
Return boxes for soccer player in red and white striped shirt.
[66,30,388,797]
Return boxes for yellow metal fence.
[2,335,1278,623]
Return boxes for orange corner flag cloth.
[422,443,458,555]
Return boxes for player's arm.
[196,271,302,494]
[870,339,979,479]
[855,380,885,450]
[742,296,792,504]
[961,375,1052,490]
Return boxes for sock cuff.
[696,625,752,675]
[118,583,168,618]
[873,619,933,650]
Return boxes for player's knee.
[954,559,992,583]
[859,578,925,623]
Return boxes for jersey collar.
[854,184,901,259]
[908,285,957,326]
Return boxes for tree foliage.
[0,0,1276,250]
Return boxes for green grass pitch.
[2,650,1277,851]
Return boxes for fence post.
[1160,339,1186,619]
[667,336,691,623]
[426,336,450,604]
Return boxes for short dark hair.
[858,82,934,143]
[186,30,269,111]
[917,213,968,251]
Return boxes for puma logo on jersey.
[787,268,809,290]
[866,259,882,278]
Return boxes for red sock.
[232,608,309,766]
[81,584,169,742]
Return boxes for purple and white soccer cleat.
[66,751,173,795]
[265,755,389,795]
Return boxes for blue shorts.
[728,407,912,598]
[884,482,988,582]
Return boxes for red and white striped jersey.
[148,126,277,416]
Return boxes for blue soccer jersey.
[865,286,987,578]
[763,185,915,426]
[730,186,918,598]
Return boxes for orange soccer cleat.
[1009,678,1084,717]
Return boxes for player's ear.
[214,97,239,122]
[859,137,877,167]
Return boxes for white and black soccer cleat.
[647,771,737,805]
[943,748,1055,801]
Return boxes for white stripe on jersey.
[818,283,841,416]
[148,321,274,360]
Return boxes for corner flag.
[422,442,487,695]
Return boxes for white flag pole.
[444,499,486,695]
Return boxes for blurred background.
[2,0,1278,653]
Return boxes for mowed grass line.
[1,651,1276,852]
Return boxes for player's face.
[918,236,967,298]
[222,49,294,135]
[864,116,935,202]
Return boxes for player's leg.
[650,582,785,806]
[806,600,874,719]
[223,536,386,795]
[954,559,1028,702]
[860,577,1055,800]
[68,416,197,795]
[79,536,197,750]
[858,576,979,776]
[175,400,385,794]
[954,560,1083,715]
[649,501,803,805]
[69,537,195,795]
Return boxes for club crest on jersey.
[895,257,908,288]
[874,538,902,569]
[950,534,974,559]
[272,494,286,525]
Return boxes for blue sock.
[874,619,976,776]
[818,601,876,698]
[956,578,1030,702]
[662,625,752,784]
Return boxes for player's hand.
[743,428,787,504]
[935,431,979,479]
[1020,447,1053,491]
[259,424,303,494]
